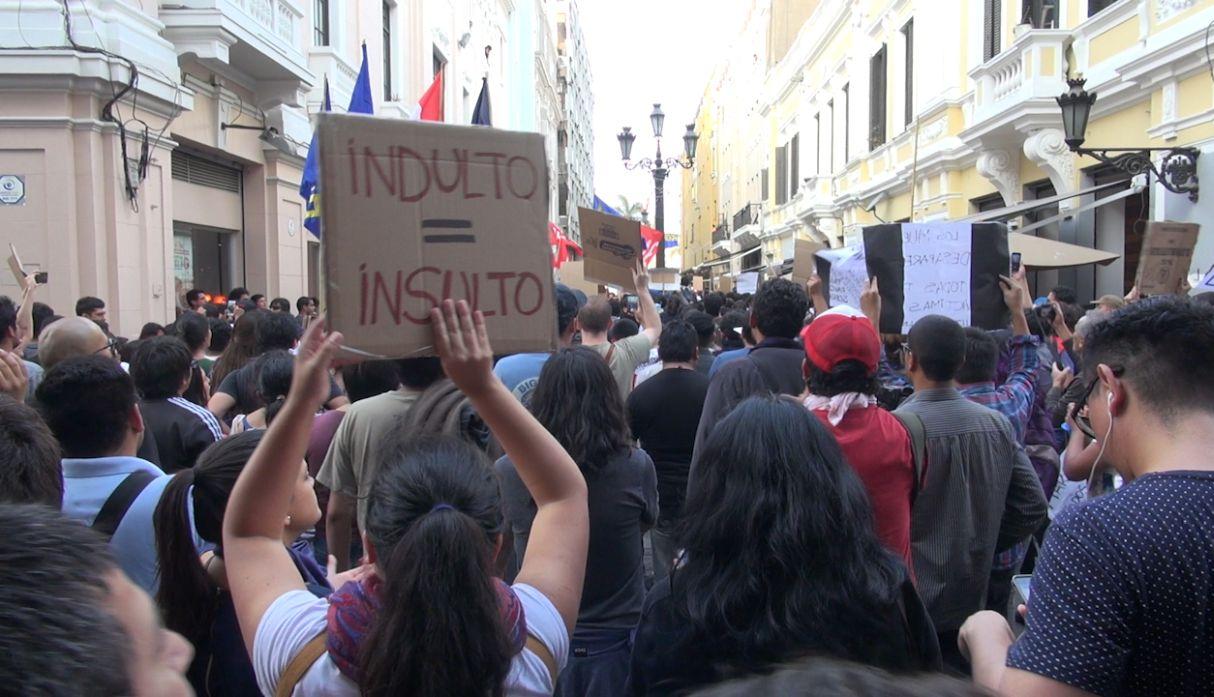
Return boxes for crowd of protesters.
[1,260,1213,697]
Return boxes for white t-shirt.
[253,583,568,697]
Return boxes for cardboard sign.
[317,113,557,358]
[651,268,678,286]
[718,276,734,294]
[558,260,603,298]
[736,272,759,295]
[791,239,825,283]
[814,246,867,310]
[1136,222,1199,296]
[691,276,704,292]
[579,207,643,291]
[863,223,1009,334]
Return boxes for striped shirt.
[897,388,1048,633]
[139,397,223,473]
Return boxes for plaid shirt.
[960,334,1042,571]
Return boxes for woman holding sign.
[222,302,589,696]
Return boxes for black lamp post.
[617,103,699,269]
[1056,78,1199,201]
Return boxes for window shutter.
[984,0,1001,61]
[790,134,800,197]
[903,20,914,126]
[775,146,788,205]
[761,168,770,202]
[869,46,887,150]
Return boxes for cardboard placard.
[862,223,1009,334]
[691,276,704,292]
[557,260,603,298]
[736,272,759,295]
[718,276,734,294]
[579,207,643,291]
[791,239,825,284]
[318,113,557,358]
[1136,222,1199,296]
[7,244,25,285]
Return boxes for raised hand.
[632,259,651,294]
[431,299,495,398]
[291,316,343,410]
[860,277,881,330]
[999,274,1025,312]
[0,350,28,402]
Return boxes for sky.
[581,0,751,241]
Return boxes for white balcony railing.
[969,28,1069,125]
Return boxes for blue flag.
[472,78,491,126]
[300,45,374,238]
[592,196,620,216]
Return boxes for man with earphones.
[960,296,1214,696]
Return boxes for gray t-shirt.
[496,447,658,630]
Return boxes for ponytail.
[264,395,288,425]
[153,469,216,644]
[359,437,512,696]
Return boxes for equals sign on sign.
[422,219,476,244]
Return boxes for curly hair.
[752,279,809,339]
[530,347,631,476]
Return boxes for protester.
[270,297,292,313]
[139,322,166,340]
[210,310,261,389]
[961,296,1214,695]
[36,355,177,592]
[0,294,42,400]
[684,310,718,375]
[498,346,656,696]
[630,396,941,695]
[223,303,589,696]
[626,319,708,580]
[175,312,212,406]
[703,291,726,318]
[228,287,251,303]
[660,292,686,324]
[1090,294,1125,314]
[0,504,194,695]
[799,295,918,573]
[154,430,328,696]
[296,295,317,327]
[210,311,346,419]
[708,310,753,376]
[317,356,445,570]
[251,294,269,311]
[1046,285,1076,306]
[494,284,582,407]
[231,349,293,433]
[0,395,63,506]
[895,313,1048,670]
[130,337,222,472]
[76,295,108,323]
[579,263,661,399]
[37,315,110,369]
[202,317,231,377]
[608,317,640,341]
[693,278,809,459]
[185,288,208,314]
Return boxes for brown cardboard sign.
[317,113,557,358]
[718,276,734,294]
[691,276,704,292]
[578,207,643,291]
[1136,222,1199,296]
[791,239,825,283]
[558,260,603,298]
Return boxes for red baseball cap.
[800,305,881,375]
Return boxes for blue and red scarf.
[325,574,526,682]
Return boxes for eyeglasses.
[94,338,121,359]
[1072,365,1124,440]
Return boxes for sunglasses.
[1072,365,1124,440]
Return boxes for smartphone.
[1012,574,1032,622]
[1011,252,1022,273]
[33,271,48,284]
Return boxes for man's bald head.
[38,318,110,370]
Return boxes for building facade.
[556,0,594,244]
[683,0,1214,302]
[0,0,575,337]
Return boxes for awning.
[960,180,1126,223]
[1010,233,1120,269]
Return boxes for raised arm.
[430,300,588,636]
[15,273,38,349]
[223,317,343,654]
[633,262,661,346]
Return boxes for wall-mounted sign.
[0,175,25,205]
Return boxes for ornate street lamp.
[617,103,698,269]
[1056,78,1199,201]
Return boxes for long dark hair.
[359,437,513,697]
[530,347,631,475]
[675,396,904,674]
[211,311,262,388]
[153,431,265,644]
[253,350,294,424]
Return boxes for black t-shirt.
[1009,471,1214,695]
[628,574,941,696]
[217,360,342,416]
[627,368,709,523]
[140,398,223,473]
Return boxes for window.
[789,134,800,197]
[869,45,887,150]
[761,167,770,203]
[775,146,788,205]
[814,113,821,174]
[382,1,393,101]
[984,0,1001,61]
[1023,0,1060,27]
[433,46,446,78]
[902,20,914,126]
[827,99,835,172]
[1088,0,1119,16]
[842,84,850,163]
[313,0,330,46]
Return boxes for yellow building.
[683,0,1214,301]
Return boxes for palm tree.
[617,195,644,221]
